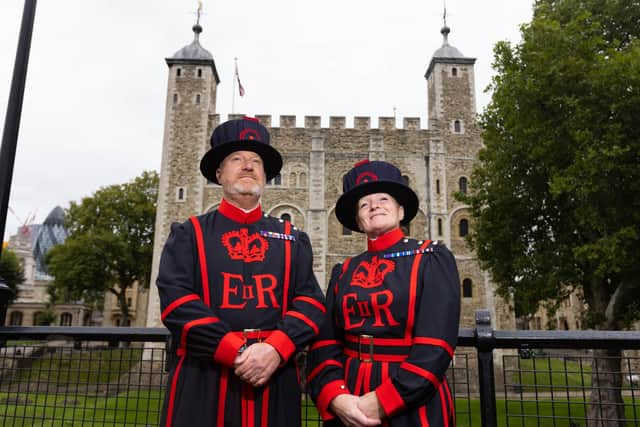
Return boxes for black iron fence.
[0,310,638,426]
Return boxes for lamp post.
[0,0,37,326]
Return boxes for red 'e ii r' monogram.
[342,290,400,330]
[220,272,280,309]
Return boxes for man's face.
[216,150,266,197]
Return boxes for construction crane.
[7,206,36,237]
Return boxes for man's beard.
[227,181,263,197]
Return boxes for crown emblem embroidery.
[351,256,395,289]
[221,229,269,262]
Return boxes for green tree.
[47,171,158,326]
[460,0,640,424]
[0,249,25,302]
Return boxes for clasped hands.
[330,391,384,427]
[233,342,281,387]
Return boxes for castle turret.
[425,25,477,128]
[145,22,219,327]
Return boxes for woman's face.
[356,192,404,238]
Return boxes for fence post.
[475,309,497,427]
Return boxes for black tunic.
[307,228,460,426]
[158,200,326,427]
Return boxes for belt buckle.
[239,328,262,353]
[358,334,373,363]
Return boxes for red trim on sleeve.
[405,239,431,339]
[190,216,211,307]
[375,378,406,417]
[180,316,219,353]
[309,340,342,351]
[282,221,292,316]
[339,258,351,279]
[316,380,350,420]
[413,337,454,358]
[307,360,343,383]
[400,362,441,388]
[285,311,320,335]
[213,331,245,367]
[292,295,327,313]
[264,330,296,363]
[161,294,200,321]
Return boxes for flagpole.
[232,57,237,114]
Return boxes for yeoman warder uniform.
[158,117,326,427]
[307,160,461,426]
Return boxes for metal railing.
[0,310,638,426]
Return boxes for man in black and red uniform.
[158,117,326,427]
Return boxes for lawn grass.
[11,347,144,385]
[1,393,638,426]
[509,357,593,389]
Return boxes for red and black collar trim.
[367,228,404,252]
[218,199,262,224]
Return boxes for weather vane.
[443,0,448,27]
[196,0,203,25]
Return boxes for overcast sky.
[0,0,534,241]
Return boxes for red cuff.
[264,330,296,364]
[317,380,350,420]
[213,332,244,367]
[376,378,406,417]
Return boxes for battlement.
[209,114,426,130]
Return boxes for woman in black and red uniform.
[307,160,461,426]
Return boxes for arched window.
[299,172,307,187]
[451,67,458,77]
[197,68,202,78]
[195,94,201,104]
[176,68,182,77]
[177,187,185,201]
[459,219,469,237]
[281,213,291,223]
[60,312,73,327]
[289,172,297,187]
[9,311,23,326]
[459,177,468,194]
[436,179,441,194]
[462,279,472,298]
[454,120,461,133]
[437,218,443,236]
[173,93,178,105]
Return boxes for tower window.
[173,93,178,105]
[462,278,472,298]
[437,218,443,236]
[454,120,461,133]
[436,179,440,194]
[176,68,182,77]
[459,219,469,237]
[451,67,458,77]
[195,94,201,104]
[459,177,468,194]
[197,68,202,78]
[290,172,297,187]
[176,187,186,202]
